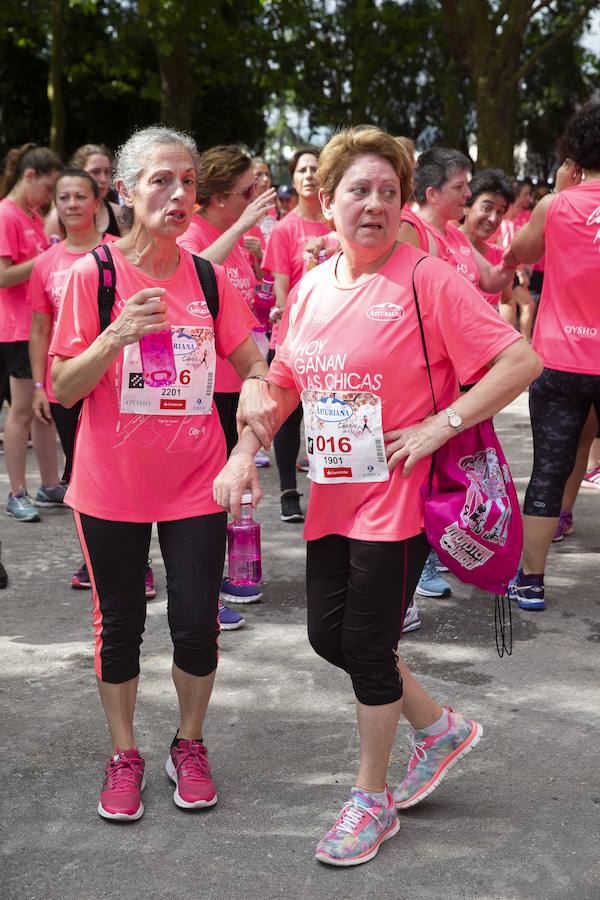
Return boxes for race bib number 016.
[301,390,389,484]
[120,325,216,416]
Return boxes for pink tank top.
[532,181,600,374]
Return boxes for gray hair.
[113,125,200,224]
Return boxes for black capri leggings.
[524,367,600,517]
[306,532,429,706]
[50,400,82,484]
[213,391,239,458]
[267,348,302,492]
[75,511,227,684]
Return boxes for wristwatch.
[445,406,464,433]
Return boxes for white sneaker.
[402,598,421,633]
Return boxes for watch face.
[449,413,462,427]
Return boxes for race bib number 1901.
[301,390,389,484]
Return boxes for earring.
[219,202,225,208]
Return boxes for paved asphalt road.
[1,393,599,899]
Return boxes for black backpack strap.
[192,255,219,321]
[91,244,116,333]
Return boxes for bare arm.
[506,196,551,266]
[52,287,169,408]
[385,338,542,475]
[29,311,53,424]
[473,246,516,294]
[0,255,37,289]
[213,380,299,517]
[198,188,277,266]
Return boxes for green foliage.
[0,0,597,178]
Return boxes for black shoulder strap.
[92,244,116,333]
[411,254,437,492]
[192,255,219,321]
[411,254,437,414]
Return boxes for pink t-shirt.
[178,214,257,392]
[262,210,330,347]
[401,209,480,289]
[28,235,117,402]
[269,243,521,542]
[50,246,257,522]
[0,198,49,341]
[480,242,505,309]
[532,181,600,375]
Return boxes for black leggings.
[306,533,429,706]
[50,400,82,484]
[214,391,239,458]
[267,348,302,491]
[525,368,600,517]
[274,403,303,491]
[76,511,227,684]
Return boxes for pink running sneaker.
[581,464,600,490]
[393,707,482,810]
[145,561,156,600]
[98,748,145,821]
[315,788,399,867]
[165,739,217,809]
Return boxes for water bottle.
[253,275,275,332]
[226,492,262,586]
[139,328,176,387]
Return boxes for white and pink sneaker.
[98,748,145,821]
[166,739,217,809]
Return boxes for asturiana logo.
[564,324,598,336]
[315,396,353,422]
[187,300,211,318]
[172,330,199,355]
[366,302,404,321]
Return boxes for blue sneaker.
[415,551,451,598]
[34,482,67,507]
[507,569,545,611]
[6,492,40,522]
[430,549,449,572]
[220,578,262,605]
[218,601,245,630]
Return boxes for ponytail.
[0,143,63,199]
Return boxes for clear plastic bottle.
[139,329,176,387]
[226,492,262,586]
[253,275,275,332]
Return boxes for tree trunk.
[474,76,519,171]
[47,0,65,155]
[158,28,193,130]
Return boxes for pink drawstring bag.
[420,419,522,597]
[412,258,522,654]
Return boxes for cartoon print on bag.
[459,448,512,546]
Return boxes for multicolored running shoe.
[394,708,482,809]
[314,788,399,867]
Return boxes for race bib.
[301,390,389,484]
[120,325,215,416]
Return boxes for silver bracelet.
[244,375,270,384]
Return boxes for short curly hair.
[557,101,600,171]
[317,126,414,205]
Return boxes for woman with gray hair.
[51,125,268,822]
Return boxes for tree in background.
[441,0,599,170]
[0,0,598,177]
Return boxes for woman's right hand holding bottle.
[107,288,168,348]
